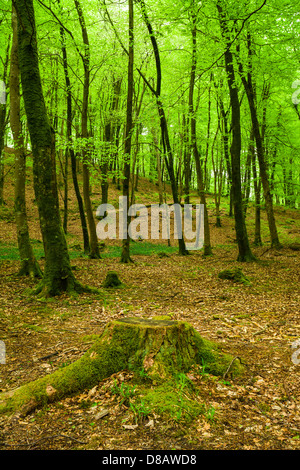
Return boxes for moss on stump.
[102,271,123,288]
[0,318,244,416]
[218,267,250,286]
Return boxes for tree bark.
[242,128,255,216]
[217,2,255,262]
[60,24,90,254]
[121,0,134,263]
[13,0,90,296]
[137,0,188,255]
[252,150,262,246]
[189,10,212,256]
[237,34,281,249]
[10,6,42,278]
[74,0,100,259]
[151,127,164,205]
[0,40,10,205]
[218,94,233,216]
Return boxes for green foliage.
[111,380,136,405]
[1,0,299,229]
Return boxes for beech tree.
[217,0,255,262]
[121,0,134,263]
[0,0,299,273]
[12,0,90,296]
[10,5,42,278]
[74,0,101,259]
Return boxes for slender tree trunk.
[101,112,111,208]
[137,0,188,255]
[218,96,233,216]
[130,125,139,206]
[63,123,68,234]
[182,113,191,204]
[13,0,89,296]
[101,78,122,207]
[151,128,164,205]
[252,151,262,246]
[211,134,223,227]
[10,6,42,278]
[217,2,255,262]
[243,128,254,216]
[110,78,122,188]
[204,74,212,192]
[121,0,134,263]
[237,34,281,249]
[189,11,212,256]
[130,82,146,205]
[60,24,90,253]
[74,0,100,259]
[0,40,10,205]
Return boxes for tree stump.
[218,267,250,285]
[102,271,123,288]
[0,318,244,416]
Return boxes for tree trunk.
[74,0,100,259]
[217,2,255,262]
[182,113,191,204]
[10,6,42,278]
[60,24,90,253]
[237,35,281,249]
[101,120,110,208]
[212,137,223,228]
[121,0,134,263]
[0,40,10,205]
[151,127,164,205]
[13,0,89,297]
[0,317,244,416]
[243,128,255,216]
[136,0,188,255]
[189,10,212,256]
[218,94,233,216]
[204,74,212,192]
[252,152,262,246]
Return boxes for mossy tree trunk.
[217,2,255,262]
[10,6,42,279]
[0,318,244,416]
[13,0,89,297]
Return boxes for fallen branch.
[223,356,243,379]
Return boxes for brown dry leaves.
[0,175,300,450]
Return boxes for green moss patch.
[218,267,251,286]
[0,318,245,417]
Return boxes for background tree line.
[0,0,299,295]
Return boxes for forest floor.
[0,165,299,451]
